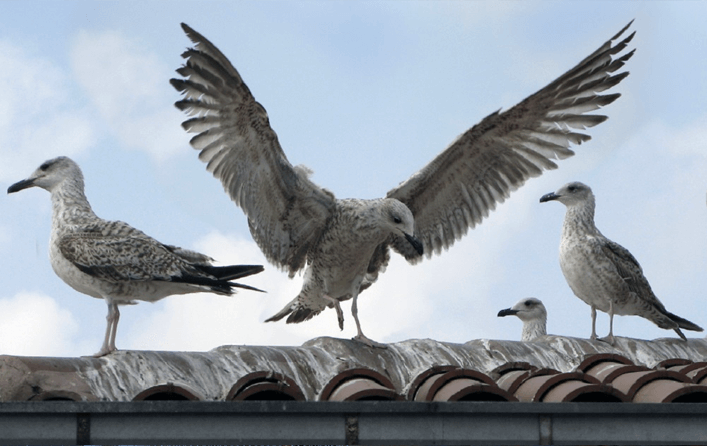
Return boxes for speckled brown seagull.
[540,181,703,344]
[171,21,635,348]
[7,157,264,357]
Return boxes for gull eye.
[393,215,402,224]
[39,161,53,171]
[524,300,532,307]
[567,184,578,192]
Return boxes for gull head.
[498,297,547,323]
[539,181,594,207]
[7,156,82,194]
[383,199,423,256]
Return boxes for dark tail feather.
[264,297,320,323]
[673,327,687,341]
[230,281,266,293]
[286,306,320,324]
[667,311,703,332]
[175,264,265,295]
[264,304,293,323]
[199,264,264,281]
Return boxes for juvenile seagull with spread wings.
[540,182,703,344]
[7,157,264,357]
[171,22,635,347]
[498,297,548,342]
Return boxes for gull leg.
[322,294,344,330]
[599,300,616,345]
[590,306,598,340]
[108,302,120,353]
[93,300,118,357]
[351,293,386,349]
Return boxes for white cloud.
[0,41,94,182]
[70,30,185,161]
[0,292,79,356]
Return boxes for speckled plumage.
[7,157,264,357]
[170,22,635,347]
[540,182,703,344]
[498,297,548,342]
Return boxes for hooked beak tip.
[539,192,560,203]
[7,178,35,194]
[498,308,518,317]
[405,233,424,256]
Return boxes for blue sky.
[1,1,706,356]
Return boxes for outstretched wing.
[387,22,635,261]
[171,23,337,277]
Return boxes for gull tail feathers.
[265,297,324,324]
[176,264,265,294]
[666,311,703,333]
[198,264,264,281]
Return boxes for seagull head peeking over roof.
[498,297,548,342]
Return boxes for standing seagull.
[7,157,264,357]
[171,21,635,348]
[540,181,703,344]
[498,297,548,342]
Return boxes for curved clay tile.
[493,363,538,395]
[583,361,648,384]
[407,366,457,401]
[491,362,537,378]
[227,371,305,401]
[660,362,707,380]
[656,358,693,369]
[132,383,203,401]
[319,368,399,401]
[496,369,533,395]
[432,378,517,402]
[328,378,401,401]
[576,353,634,372]
[542,381,627,402]
[685,364,707,385]
[611,370,690,400]
[412,368,516,402]
[632,380,707,403]
[514,371,599,402]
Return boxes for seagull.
[170,21,635,348]
[498,297,548,342]
[539,181,703,344]
[7,156,265,357]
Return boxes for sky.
[1,1,706,357]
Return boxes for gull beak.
[498,308,519,317]
[539,192,560,203]
[7,178,36,194]
[405,232,424,256]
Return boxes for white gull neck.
[561,195,600,239]
[50,173,96,228]
[521,317,547,342]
